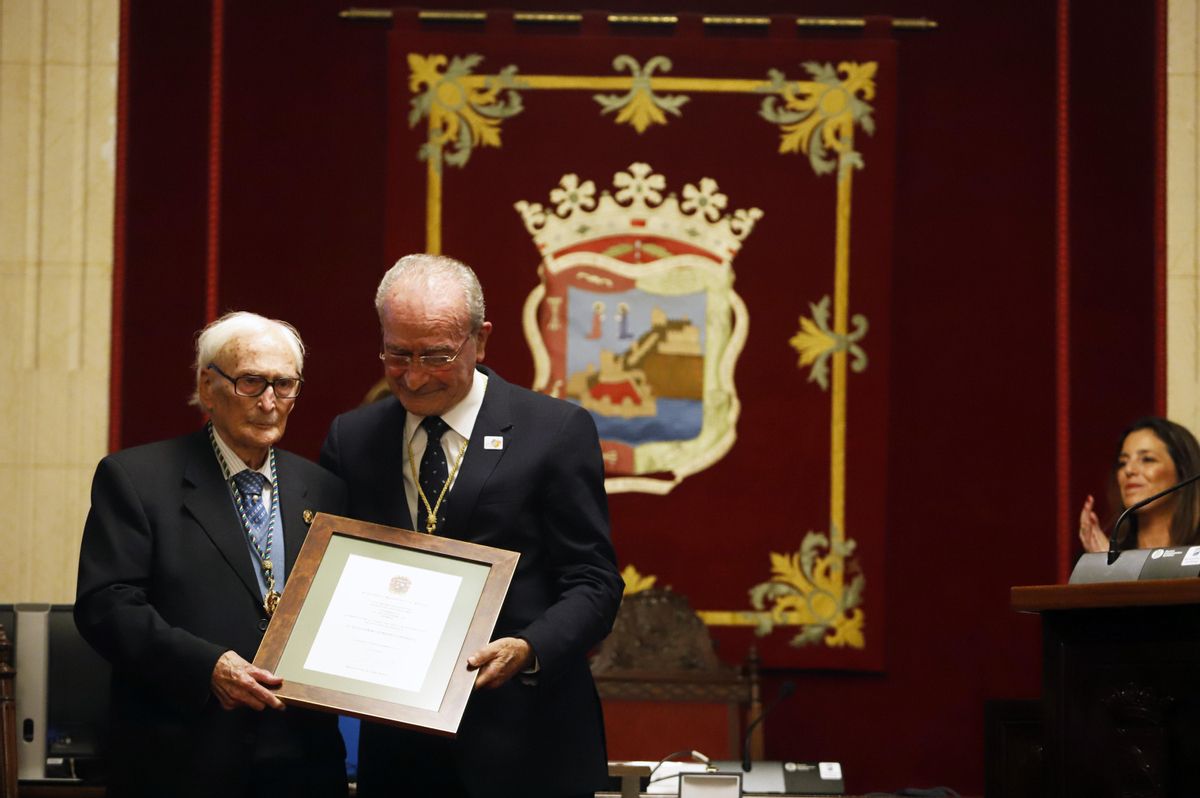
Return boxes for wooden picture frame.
[254,513,518,736]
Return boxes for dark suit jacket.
[321,366,623,796]
[74,429,348,797]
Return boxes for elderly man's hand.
[211,650,285,711]
[467,637,533,690]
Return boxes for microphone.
[742,680,796,773]
[1107,472,1200,564]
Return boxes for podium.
[1012,579,1200,797]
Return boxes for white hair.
[190,311,305,407]
[374,253,486,332]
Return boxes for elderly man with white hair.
[75,311,348,798]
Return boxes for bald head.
[375,253,486,333]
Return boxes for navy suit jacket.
[320,366,623,794]
[75,429,348,797]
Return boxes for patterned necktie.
[232,469,270,548]
[417,415,451,533]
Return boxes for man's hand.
[467,637,533,690]
[211,650,285,711]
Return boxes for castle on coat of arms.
[565,308,703,418]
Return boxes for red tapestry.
[387,10,896,669]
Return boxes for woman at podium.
[1079,416,1200,552]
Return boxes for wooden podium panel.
[1012,580,1200,798]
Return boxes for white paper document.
[304,553,463,691]
[640,762,710,794]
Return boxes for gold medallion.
[264,590,281,617]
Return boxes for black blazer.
[75,429,348,797]
[321,366,623,795]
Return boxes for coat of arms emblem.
[517,163,761,494]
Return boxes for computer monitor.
[0,603,110,782]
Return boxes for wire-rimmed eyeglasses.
[379,335,471,371]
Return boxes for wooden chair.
[1,622,17,798]
[591,587,763,762]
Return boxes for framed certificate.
[254,513,519,736]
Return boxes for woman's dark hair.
[1107,416,1200,549]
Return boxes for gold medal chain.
[406,428,469,534]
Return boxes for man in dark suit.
[321,254,623,798]
[75,311,348,798]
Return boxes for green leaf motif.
[832,536,857,559]
[407,52,526,172]
[594,55,691,133]
[758,60,878,177]
[747,529,868,649]
[790,625,829,647]
[844,574,865,610]
[749,581,795,610]
[789,296,870,390]
[800,532,828,580]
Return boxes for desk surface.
[1011,577,1200,612]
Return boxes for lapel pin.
[484,436,504,450]
[303,509,315,524]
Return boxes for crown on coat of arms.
[514,162,763,267]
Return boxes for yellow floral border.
[406,53,879,650]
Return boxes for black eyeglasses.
[379,335,471,371]
[207,363,304,399]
